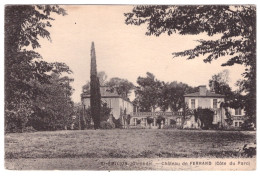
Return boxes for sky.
[36,5,246,103]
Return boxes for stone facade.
[81,86,134,120]
[184,85,247,129]
[228,108,248,128]
[184,85,226,128]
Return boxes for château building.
[81,86,133,120]
[184,85,247,128]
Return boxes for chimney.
[211,81,215,93]
[199,85,207,96]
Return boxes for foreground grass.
[5,129,256,159]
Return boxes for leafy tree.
[26,73,74,131]
[134,72,162,112]
[209,70,244,126]
[82,72,134,101]
[125,5,256,123]
[209,70,232,96]
[71,102,84,130]
[5,5,70,132]
[90,42,101,129]
[209,70,244,109]
[106,77,135,100]
[82,81,91,95]
[182,103,193,127]
[158,81,197,112]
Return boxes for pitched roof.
[100,86,120,97]
[81,86,133,103]
[184,91,225,97]
[81,86,120,98]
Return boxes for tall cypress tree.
[90,42,101,129]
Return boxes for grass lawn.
[5,129,256,170]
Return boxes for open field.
[5,129,256,170]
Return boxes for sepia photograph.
[3,3,256,171]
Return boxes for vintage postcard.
[4,4,256,170]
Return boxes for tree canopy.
[134,72,162,112]
[134,72,196,112]
[125,5,256,122]
[106,77,135,100]
[82,71,108,95]
[158,81,197,112]
[27,73,74,131]
[81,72,134,101]
[5,5,72,132]
[209,70,244,113]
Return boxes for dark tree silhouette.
[90,42,101,129]
[134,72,162,112]
[5,5,71,132]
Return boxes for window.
[239,122,242,127]
[235,122,238,127]
[213,99,218,109]
[191,99,195,109]
[235,108,242,115]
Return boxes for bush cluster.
[100,121,115,129]
[194,108,214,129]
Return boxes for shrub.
[126,114,131,125]
[223,107,233,125]
[100,121,115,129]
[242,144,256,157]
[156,116,165,129]
[194,108,214,129]
[100,103,112,122]
[112,117,122,128]
[241,119,255,131]
[170,119,176,125]
[85,102,112,128]
[162,125,175,129]
[22,126,37,132]
[146,117,153,125]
